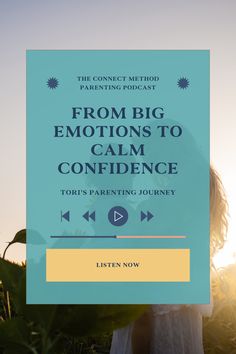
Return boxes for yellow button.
[46,249,190,282]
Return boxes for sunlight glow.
[213,222,236,268]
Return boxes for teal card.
[27,50,209,304]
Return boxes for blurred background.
[0,0,235,268]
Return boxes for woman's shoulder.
[151,304,183,316]
[151,301,213,317]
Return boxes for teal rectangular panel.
[27,50,209,304]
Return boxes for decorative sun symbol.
[177,77,189,89]
[47,77,59,89]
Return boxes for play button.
[108,206,128,226]
[114,211,123,222]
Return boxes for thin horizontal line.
[50,235,186,239]
[50,235,116,239]
[117,236,186,239]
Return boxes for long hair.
[210,166,228,257]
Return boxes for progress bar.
[50,235,186,239]
[50,235,116,239]
[117,235,186,239]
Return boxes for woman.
[110,167,228,354]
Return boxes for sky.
[0,0,235,265]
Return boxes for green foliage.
[0,318,31,353]
[2,229,26,259]
[0,233,148,353]
[2,230,236,353]
[0,258,24,311]
[11,229,26,245]
[203,264,236,354]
